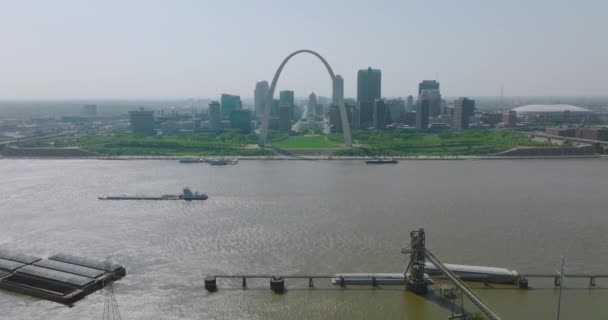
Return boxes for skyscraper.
[406,95,414,111]
[279,90,295,120]
[229,109,252,133]
[358,101,374,128]
[221,94,242,118]
[129,108,155,135]
[279,106,291,132]
[254,81,269,118]
[418,80,440,96]
[208,101,222,131]
[419,90,442,118]
[308,92,317,119]
[332,75,344,105]
[357,67,381,103]
[385,98,405,124]
[454,98,475,130]
[416,100,430,129]
[373,99,387,129]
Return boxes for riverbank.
[0,155,602,161]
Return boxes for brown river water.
[0,159,607,319]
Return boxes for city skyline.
[1,0,607,99]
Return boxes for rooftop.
[512,104,592,113]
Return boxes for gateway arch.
[258,49,352,147]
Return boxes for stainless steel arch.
[258,49,352,147]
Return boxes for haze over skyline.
[0,0,606,100]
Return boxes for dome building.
[511,104,595,123]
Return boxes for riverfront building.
[418,80,440,96]
[385,98,405,124]
[229,110,252,133]
[279,90,295,120]
[278,106,291,133]
[358,101,374,128]
[373,99,387,129]
[221,94,242,118]
[254,81,269,118]
[208,101,222,131]
[129,108,155,135]
[454,98,475,130]
[416,100,430,129]
[357,67,381,104]
[419,89,442,118]
[406,95,415,111]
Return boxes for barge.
[365,158,398,164]
[331,263,519,286]
[179,157,207,163]
[99,187,208,201]
[0,249,125,305]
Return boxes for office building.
[279,106,291,133]
[221,94,242,118]
[373,99,387,129]
[416,100,430,129]
[209,101,222,131]
[357,67,381,103]
[358,101,374,128]
[418,80,440,96]
[308,92,317,119]
[419,90,442,118]
[229,109,252,133]
[385,98,405,124]
[279,90,295,120]
[404,111,416,127]
[129,108,155,135]
[351,105,361,129]
[254,81,269,118]
[332,75,344,105]
[453,98,475,130]
[406,95,415,111]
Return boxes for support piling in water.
[518,278,529,289]
[204,276,217,292]
[270,277,285,293]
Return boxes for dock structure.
[0,249,125,305]
[519,273,608,288]
[205,228,604,319]
[401,228,502,320]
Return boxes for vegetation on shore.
[72,131,273,156]
[268,134,342,149]
[330,129,551,156]
[19,128,551,157]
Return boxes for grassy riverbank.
[330,129,550,156]
[18,129,551,157]
[72,132,273,156]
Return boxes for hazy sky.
[0,0,606,99]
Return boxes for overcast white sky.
[0,0,606,99]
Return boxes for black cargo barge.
[0,250,125,305]
[365,159,398,164]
